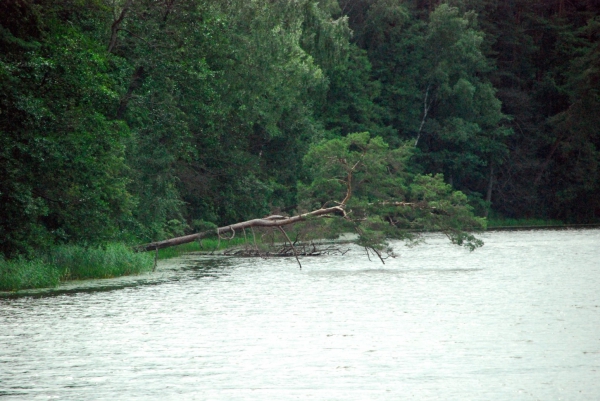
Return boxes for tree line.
[1,0,598,259]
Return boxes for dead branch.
[223,244,349,258]
[277,226,302,269]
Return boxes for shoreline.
[3,225,599,294]
[486,223,600,231]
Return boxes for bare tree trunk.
[484,164,494,218]
[533,138,561,186]
[116,66,145,119]
[558,0,565,17]
[163,0,176,23]
[135,206,346,252]
[415,84,432,147]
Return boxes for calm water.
[1,229,599,400]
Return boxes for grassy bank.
[0,244,154,292]
[486,217,565,229]
[1,235,261,291]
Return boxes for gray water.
[1,229,599,400]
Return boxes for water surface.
[1,229,599,400]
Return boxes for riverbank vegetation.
[1,0,599,285]
[0,244,153,291]
[487,217,565,229]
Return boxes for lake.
[1,229,599,400]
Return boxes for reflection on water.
[1,229,600,400]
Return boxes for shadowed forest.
[2,0,599,261]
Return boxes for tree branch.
[277,226,302,269]
[108,0,132,53]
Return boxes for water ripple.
[1,229,599,400]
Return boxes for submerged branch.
[277,226,302,269]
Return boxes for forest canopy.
[1,0,599,259]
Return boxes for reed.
[0,257,61,291]
[51,243,154,280]
[0,243,154,291]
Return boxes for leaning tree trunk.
[135,206,346,252]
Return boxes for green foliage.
[544,16,600,221]
[1,0,353,256]
[161,0,353,228]
[1,2,133,257]
[359,2,511,193]
[448,0,600,222]
[318,44,388,138]
[2,0,599,269]
[300,133,485,253]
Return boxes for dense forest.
[2,0,599,259]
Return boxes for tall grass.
[0,257,61,291]
[50,243,154,280]
[0,243,154,291]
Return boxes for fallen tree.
[136,133,486,264]
[134,206,345,252]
